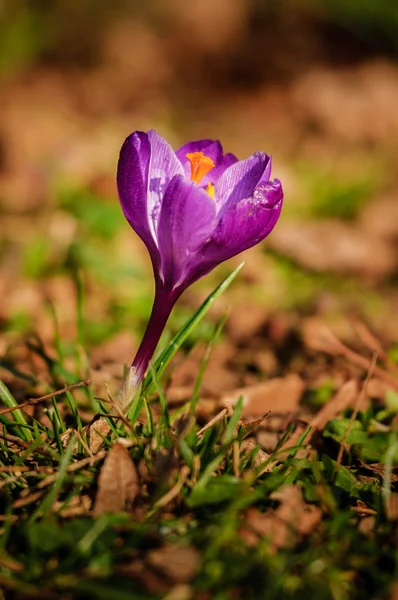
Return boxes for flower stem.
[131,285,180,384]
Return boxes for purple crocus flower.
[117,130,283,396]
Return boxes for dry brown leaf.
[390,581,398,600]
[227,304,268,342]
[292,61,398,145]
[310,380,358,431]
[0,555,24,573]
[240,438,271,468]
[162,584,193,600]
[53,494,92,518]
[357,516,375,537]
[303,319,398,392]
[170,341,239,396]
[245,485,322,551]
[386,493,398,521]
[91,331,138,369]
[147,545,201,583]
[268,220,396,280]
[270,485,322,537]
[85,416,112,454]
[366,378,392,399]
[222,374,305,417]
[360,193,398,241]
[94,441,139,514]
[358,461,398,483]
[240,415,270,439]
[256,430,280,452]
[352,500,377,517]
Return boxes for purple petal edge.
[117,131,160,263]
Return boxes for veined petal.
[200,152,238,188]
[258,155,272,185]
[117,131,159,258]
[147,130,184,240]
[214,151,270,212]
[157,175,217,288]
[201,179,283,265]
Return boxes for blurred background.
[1,0,398,397]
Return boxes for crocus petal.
[200,152,238,188]
[117,131,160,262]
[198,179,283,269]
[157,175,217,288]
[258,155,272,185]
[214,151,271,212]
[147,130,184,239]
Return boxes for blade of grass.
[148,361,170,430]
[143,398,154,436]
[190,312,229,415]
[31,434,77,521]
[188,454,224,503]
[65,390,83,432]
[0,380,33,441]
[382,432,398,519]
[20,435,51,461]
[222,397,244,446]
[50,409,63,454]
[51,397,66,434]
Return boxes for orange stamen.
[205,182,215,199]
[186,152,215,184]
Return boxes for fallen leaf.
[94,440,139,514]
[357,516,375,536]
[360,193,398,241]
[0,555,24,573]
[386,493,398,521]
[147,545,201,583]
[240,438,271,468]
[357,460,398,483]
[311,380,358,431]
[303,319,398,393]
[256,430,280,452]
[270,485,322,537]
[91,331,137,368]
[292,61,398,146]
[222,374,305,417]
[352,500,377,517]
[85,416,112,454]
[244,485,322,551]
[162,584,194,600]
[53,494,92,518]
[390,581,398,600]
[227,304,268,342]
[170,341,239,396]
[268,220,396,280]
[240,415,270,438]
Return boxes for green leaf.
[222,396,243,446]
[322,454,360,497]
[0,379,33,441]
[189,475,247,507]
[324,418,368,445]
[190,312,228,415]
